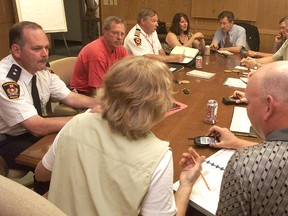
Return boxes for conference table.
[16,52,261,182]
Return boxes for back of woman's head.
[101,56,173,140]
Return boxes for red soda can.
[205,100,218,124]
[196,56,203,69]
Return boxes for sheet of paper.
[186,70,216,79]
[216,50,233,55]
[223,78,247,88]
[235,65,248,70]
[230,107,251,134]
[173,149,236,216]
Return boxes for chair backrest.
[0,175,67,216]
[235,22,260,51]
[49,57,77,86]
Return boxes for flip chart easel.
[12,0,70,56]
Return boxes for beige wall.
[1,0,288,59]
[102,0,288,53]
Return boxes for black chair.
[236,22,260,51]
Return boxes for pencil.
[190,154,211,191]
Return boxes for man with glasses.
[70,16,128,97]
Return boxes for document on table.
[229,106,257,137]
[186,70,216,79]
[216,50,233,56]
[223,77,247,88]
[173,149,236,216]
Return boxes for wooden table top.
[16,52,260,181]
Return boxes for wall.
[1,0,288,59]
[102,0,288,53]
[0,0,15,59]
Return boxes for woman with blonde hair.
[35,56,204,216]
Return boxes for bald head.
[246,61,288,138]
[249,61,288,103]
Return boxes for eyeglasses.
[110,31,125,38]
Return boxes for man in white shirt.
[124,8,184,63]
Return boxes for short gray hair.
[103,16,126,31]
[137,8,158,24]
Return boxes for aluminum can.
[204,45,210,56]
[196,56,203,69]
[205,100,218,124]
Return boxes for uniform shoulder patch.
[134,37,142,46]
[133,28,142,46]
[2,82,20,99]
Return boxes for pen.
[190,154,212,191]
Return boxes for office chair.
[48,57,78,116]
[236,22,260,51]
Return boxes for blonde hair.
[101,56,173,140]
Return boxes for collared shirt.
[0,55,70,136]
[212,24,246,48]
[273,39,288,61]
[124,24,162,56]
[216,128,288,215]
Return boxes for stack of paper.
[173,149,236,216]
[186,70,216,79]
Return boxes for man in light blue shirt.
[210,11,246,53]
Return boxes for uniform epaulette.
[6,64,21,82]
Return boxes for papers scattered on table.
[223,77,247,88]
[186,70,216,79]
[170,46,199,59]
[216,50,233,56]
[230,106,257,137]
[173,149,236,216]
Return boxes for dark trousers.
[0,132,41,171]
[0,132,50,195]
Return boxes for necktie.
[224,32,231,47]
[31,75,42,116]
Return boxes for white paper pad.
[223,78,247,88]
[230,107,251,134]
[173,149,236,216]
[186,70,216,79]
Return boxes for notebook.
[230,106,257,137]
[186,70,216,79]
[170,46,199,59]
[173,149,236,216]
